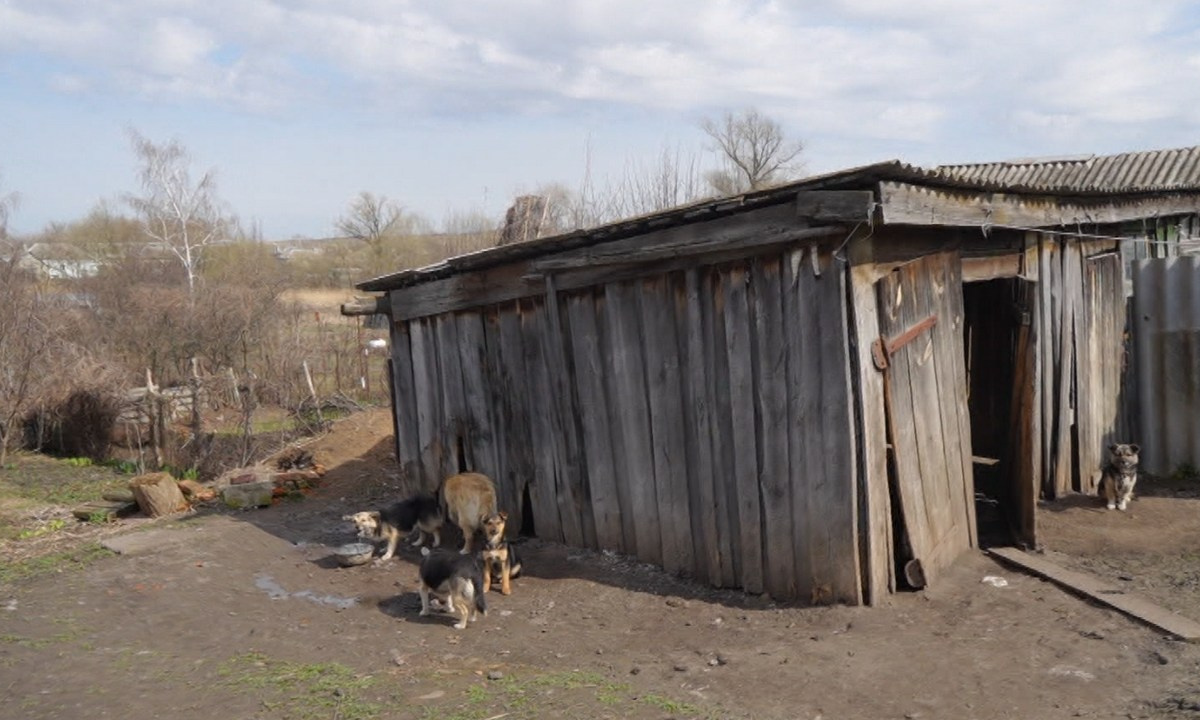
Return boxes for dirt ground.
[3,409,1200,720]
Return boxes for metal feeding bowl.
[334,542,375,567]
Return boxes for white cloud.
[4,0,1196,148]
[4,0,1200,238]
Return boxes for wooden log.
[129,472,189,517]
[73,500,138,522]
[340,295,389,317]
[177,479,216,501]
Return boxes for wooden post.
[145,369,165,470]
[303,360,324,427]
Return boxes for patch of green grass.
[85,510,115,524]
[0,618,86,649]
[0,454,130,506]
[218,651,382,720]
[102,459,141,475]
[161,465,200,481]
[0,543,115,585]
[16,518,67,540]
[641,693,709,715]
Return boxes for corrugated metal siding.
[938,146,1200,195]
[1132,257,1200,476]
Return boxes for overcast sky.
[2,0,1199,240]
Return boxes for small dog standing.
[480,511,522,595]
[343,492,443,562]
[439,472,497,554]
[418,547,486,629]
[1100,443,1140,511]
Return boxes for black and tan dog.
[342,492,443,562]
[418,547,486,629]
[480,511,522,595]
[439,472,497,554]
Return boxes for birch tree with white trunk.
[126,130,230,298]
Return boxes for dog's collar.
[484,538,505,550]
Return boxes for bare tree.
[609,143,708,218]
[336,191,429,268]
[126,130,230,298]
[440,209,499,255]
[700,108,804,195]
[0,172,17,243]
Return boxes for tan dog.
[480,511,522,595]
[439,472,497,554]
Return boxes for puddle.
[254,573,357,610]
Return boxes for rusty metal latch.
[872,314,937,370]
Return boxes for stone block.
[221,481,274,509]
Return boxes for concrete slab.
[101,529,190,556]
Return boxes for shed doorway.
[962,277,1037,549]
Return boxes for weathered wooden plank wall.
[1076,251,1128,493]
[1033,233,1128,498]
[386,248,862,603]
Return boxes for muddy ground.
[2,408,1199,719]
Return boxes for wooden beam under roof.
[879,181,1200,228]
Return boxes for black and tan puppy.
[342,492,443,562]
[418,547,486,629]
[438,472,497,554]
[480,511,522,595]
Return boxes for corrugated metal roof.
[934,146,1200,194]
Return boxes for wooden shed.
[349,145,1200,605]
